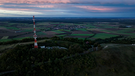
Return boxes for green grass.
[64,30,71,32]
[89,26,96,28]
[12,37,31,40]
[6,27,20,30]
[92,33,118,39]
[100,24,114,28]
[71,34,94,36]
[78,38,85,40]
[0,26,5,28]
[85,24,96,28]
[101,29,114,33]
[77,29,87,31]
[1,36,9,39]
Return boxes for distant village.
[48,25,88,31]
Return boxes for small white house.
[126,26,132,28]
[40,46,45,48]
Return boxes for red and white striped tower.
[33,16,38,48]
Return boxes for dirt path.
[102,44,135,49]
[0,39,50,53]
[0,70,15,75]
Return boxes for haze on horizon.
[0,0,135,17]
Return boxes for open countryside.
[0,0,135,75]
[0,18,135,42]
[0,18,135,76]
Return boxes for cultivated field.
[0,21,135,42]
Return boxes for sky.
[0,0,135,17]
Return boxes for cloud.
[34,5,55,8]
[0,8,42,15]
[75,6,115,12]
[0,0,71,4]
[0,0,135,17]
[0,0,135,4]
[3,4,56,9]
[74,4,135,12]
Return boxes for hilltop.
[0,36,135,76]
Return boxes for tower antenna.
[33,16,38,48]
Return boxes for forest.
[0,35,135,76]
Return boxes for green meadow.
[92,33,118,39]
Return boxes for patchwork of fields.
[0,22,135,42]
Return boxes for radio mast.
[33,16,38,48]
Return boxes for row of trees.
[1,34,134,46]
[0,37,49,45]
[94,35,135,44]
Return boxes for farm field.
[92,33,118,39]
[0,21,135,42]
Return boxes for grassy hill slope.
[86,45,135,76]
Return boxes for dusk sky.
[0,0,135,17]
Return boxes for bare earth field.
[72,30,93,34]
[0,29,21,37]
[43,31,58,35]
[105,28,119,31]
[66,36,89,38]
